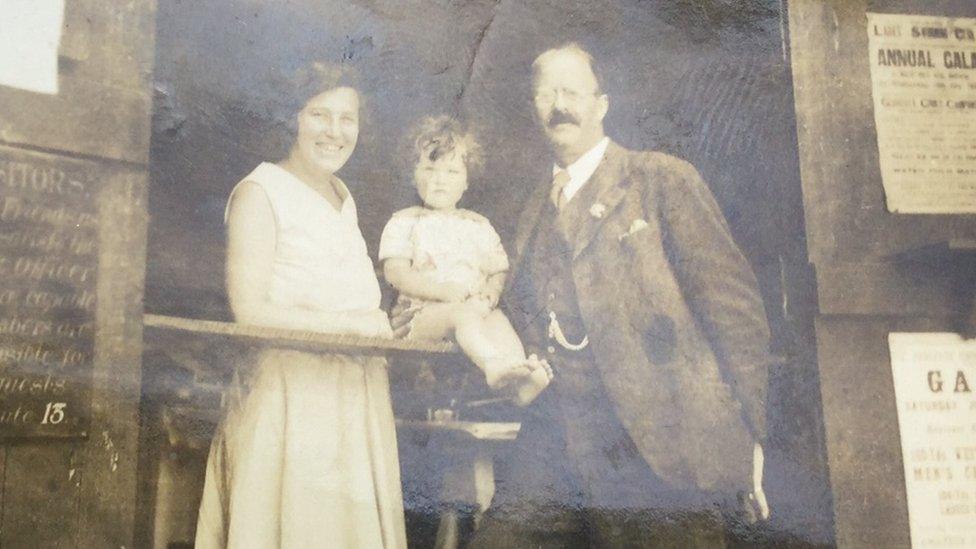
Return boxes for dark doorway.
[144,1,832,546]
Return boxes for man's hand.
[368,310,395,338]
[750,443,770,521]
[738,442,770,524]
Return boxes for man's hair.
[531,42,607,95]
[401,115,485,179]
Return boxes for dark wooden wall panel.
[77,169,148,548]
[0,0,154,546]
[790,0,976,265]
[788,0,976,546]
[815,317,913,548]
[1,444,81,547]
[0,0,155,164]
[815,262,955,317]
[0,166,148,547]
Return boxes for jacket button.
[547,345,556,354]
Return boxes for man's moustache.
[548,113,579,127]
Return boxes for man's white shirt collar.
[552,137,610,204]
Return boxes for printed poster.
[888,333,976,548]
[867,13,976,213]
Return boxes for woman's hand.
[358,311,393,339]
[389,299,418,338]
[329,311,392,339]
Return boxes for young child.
[380,116,552,406]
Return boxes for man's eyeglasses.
[532,88,600,105]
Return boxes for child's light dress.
[379,206,509,319]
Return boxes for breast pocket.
[612,219,677,365]
[616,218,666,302]
[617,217,652,244]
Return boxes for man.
[470,43,774,547]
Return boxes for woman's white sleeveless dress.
[195,163,407,548]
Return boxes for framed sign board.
[0,146,99,437]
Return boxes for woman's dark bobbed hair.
[265,61,365,155]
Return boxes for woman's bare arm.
[226,181,389,337]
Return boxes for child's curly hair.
[402,115,484,180]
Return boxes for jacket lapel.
[513,181,550,258]
[561,141,632,260]
[505,176,551,293]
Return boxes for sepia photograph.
[0,0,974,547]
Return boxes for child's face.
[414,148,468,210]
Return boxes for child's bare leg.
[453,308,523,387]
[410,303,553,405]
[405,302,467,341]
[512,355,554,406]
[455,310,553,405]
[407,301,518,381]
[478,310,553,405]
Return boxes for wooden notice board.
[0,0,154,545]
[0,146,99,437]
[789,0,976,546]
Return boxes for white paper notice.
[867,13,976,213]
[0,0,66,95]
[888,333,976,548]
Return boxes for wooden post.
[0,1,155,546]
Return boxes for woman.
[195,63,407,548]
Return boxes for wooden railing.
[142,314,519,442]
[143,313,460,357]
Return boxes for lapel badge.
[589,203,607,219]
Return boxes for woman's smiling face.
[293,86,360,175]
